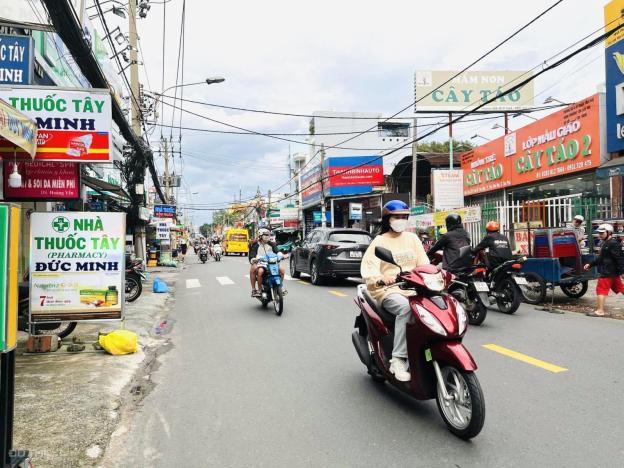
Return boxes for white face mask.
[390,218,408,233]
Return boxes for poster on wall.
[461,94,603,196]
[3,161,79,200]
[29,212,125,322]
[0,85,111,162]
[432,169,464,210]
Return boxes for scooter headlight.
[422,272,445,292]
[415,304,447,336]
[455,302,467,335]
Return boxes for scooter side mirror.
[375,246,398,266]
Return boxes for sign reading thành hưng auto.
[29,212,125,322]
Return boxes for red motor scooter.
[351,246,485,439]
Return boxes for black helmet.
[445,213,462,230]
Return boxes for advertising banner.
[349,203,363,220]
[410,206,481,229]
[432,169,464,210]
[280,207,298,220]
[414,70,534,111]
[0,98,37,157]
[605,30,624,152]
[301,164,322,208]
[0,85,111,161]
[461,94,602,196]
[3,161,79,200]
[154,204,176,218]
[0,204,20,352]
[0,34,33,85]
[605,0,624,47]
[29,212,125,322]
[156,221,170,241]
[326,156,384,196]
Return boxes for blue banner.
[606,41,624,153]
[0,34,33,85]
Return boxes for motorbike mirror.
[375,246,398,266]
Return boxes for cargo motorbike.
[352,246,485,439]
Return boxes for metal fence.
[466,194,622,247]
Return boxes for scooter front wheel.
[435,366,485,440]
[273,285,284,316]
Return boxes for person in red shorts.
[584,223,624,317]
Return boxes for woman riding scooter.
[361,200,430,382]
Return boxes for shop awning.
[82,175,131,200]
[596,157,624,179]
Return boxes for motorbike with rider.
[360,200,430,382]
[249,228,287,298]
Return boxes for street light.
[491,123,509,131]
[471,134,489,141]
[543,96,567,105]
[150,77,225,121]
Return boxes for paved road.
[107,252,624,467]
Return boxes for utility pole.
[128,0,146,260]
[267,189,272,228]
[320,143,327,228]
[163,139,170,202]
[411,117,418,207]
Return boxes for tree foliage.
[417,139,474,153]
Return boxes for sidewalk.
[537,279,624,318]
[10,267,180,467]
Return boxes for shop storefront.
[461,94,609,227]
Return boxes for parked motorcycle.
[213,243,222,262]
[431,251,488,325]
[352,246,485,439]
[125,258,146,302]
[199,246,209,264]
[255,252,286,316]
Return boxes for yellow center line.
[328,290,348,297]
[297,281,310,286]
[483,344,568,373]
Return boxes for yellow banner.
[605,0,624,47]
[432,207,482,227]
[0,98,37,158]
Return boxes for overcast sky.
[111,0,606,225]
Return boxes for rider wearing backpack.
[583,223,624,317]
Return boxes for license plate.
[349,251,363,258]
[473,281,489,292]
[514,276,528,285]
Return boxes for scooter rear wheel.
[495,278,521,314]
[436,366,485,440]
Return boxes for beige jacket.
[360,231,430,303]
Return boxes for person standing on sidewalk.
[583,223,624,317]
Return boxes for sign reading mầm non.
[0,85,111,161]
[29,213,125,322]
[414,70,534,111]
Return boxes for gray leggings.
[381,293,411,359]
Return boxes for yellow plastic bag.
[98,330,138,355]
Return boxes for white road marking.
[216,276,235,285]
[284,275,296,281]
[186,279,201,289]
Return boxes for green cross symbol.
[52,216,70,233]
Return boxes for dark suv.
[290,228,372,285]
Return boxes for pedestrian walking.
[583,223,624,317]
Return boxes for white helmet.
[258,228,270,236]
[573,215,584,222]
[597,223,614,233]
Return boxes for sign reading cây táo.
[29,212,125,322]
